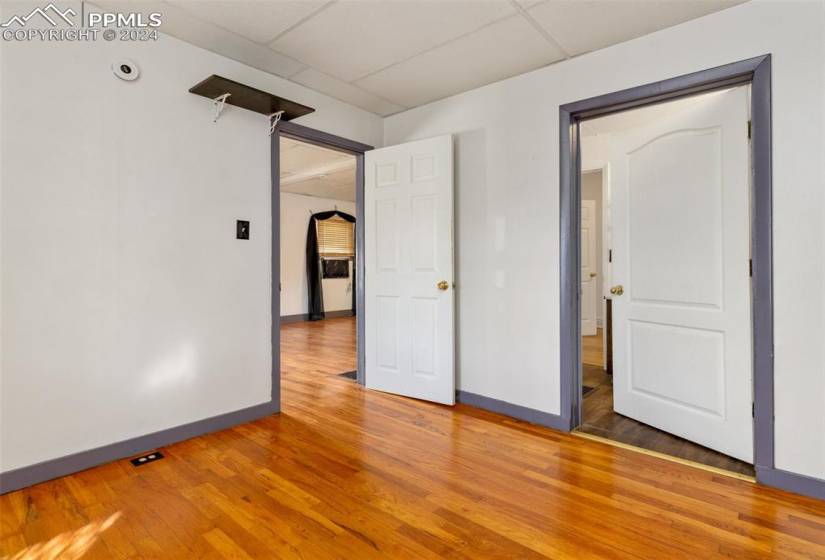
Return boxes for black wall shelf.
[189,75,315,121]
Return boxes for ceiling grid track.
[350,12,522,84]
[264,0,339,46]
[508,0,571,59]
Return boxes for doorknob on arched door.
[610,285,624,296]
[437,281,450,291]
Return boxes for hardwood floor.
[281,316,356,377]
[579,364,756,477]
[582,329,604,367]
[2,317,824,559]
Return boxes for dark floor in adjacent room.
[579,363,756,477]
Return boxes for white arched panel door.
[365,135,455,405]
[609,87,753,462]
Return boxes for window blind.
[317,217,354,257]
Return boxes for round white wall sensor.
[112,60,140,81]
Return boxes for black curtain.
[306,210,356,321]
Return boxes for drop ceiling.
[280,138,356,201]
[117,0,745,117]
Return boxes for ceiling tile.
[280,138,354,178]
[280,137,356,201]
[356,15,564,108]
[282,167,356,202]
[528,0,744,56]
[169,0,328,44]
[270,0,516,82]
[290,69,406,116]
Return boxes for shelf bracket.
[268,110,285,136]
[213,93,231,123]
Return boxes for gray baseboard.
[456,390,568,431]
[280,310,354,324]
[327,310,355,318]
[756,466,825,501]
[0,400,279,494]
[280,313,310,324]
[457,390,825,502]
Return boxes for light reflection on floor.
[6,511,121,560]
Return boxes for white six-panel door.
[581,200,598,336]
[609,87,753,462]
[365,135,455,405]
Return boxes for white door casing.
[581,200,598,336]
[609,87,753,462]
[365,134,455,405]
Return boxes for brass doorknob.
[610,285,624,296]
[437,281,450,291]
[589,272,597,278]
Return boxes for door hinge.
[608,249,612,263]
[749,259,753,277]
[752,402,755,417]
[747,120,752,139]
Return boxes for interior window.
[317,217,354,258]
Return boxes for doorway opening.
[272,124,456,409]
[276,125,369,395]
[560,56,774,481]
[576,87,756,478]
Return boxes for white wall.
[0,24,382,472]
[384,0,825,480]
[280,193,356,317]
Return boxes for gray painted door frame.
[272,121,373,397]
[559,56,777,475]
